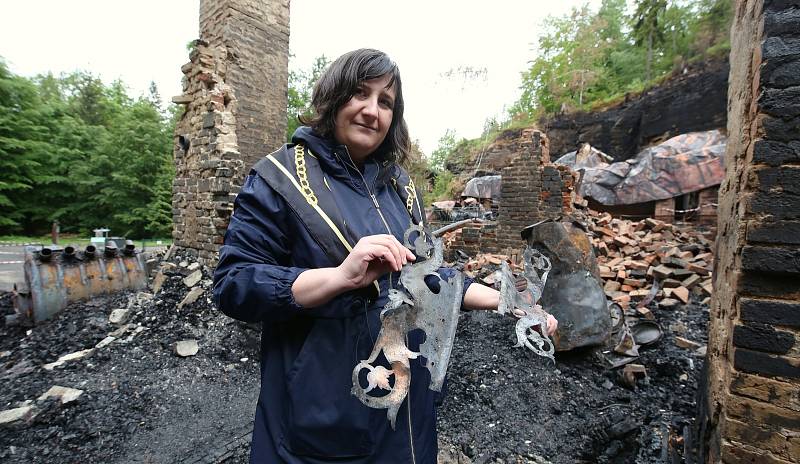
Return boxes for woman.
[213,48,557,464]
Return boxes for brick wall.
[171,0,289,263]
[654,186,720,223]
[447,130,575,257]
[698,186,719,218]
[496,130,575,253]
[448,223,499,257]
[703,1,800,462]
[200,0,289,171]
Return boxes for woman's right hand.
[337,234,416,290]
[292,235,414,308]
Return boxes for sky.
[1,0,601,155]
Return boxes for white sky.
[1,0,601,155]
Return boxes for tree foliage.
[423,0,734,196]
[0,61,53,228]
[286,55,330,141]
[0,61,175,237]
[510,0,733,119]
[632,0,669,81]
[428,129,457,173]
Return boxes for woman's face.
[333,74,396,163]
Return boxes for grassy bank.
[0,234,172,249]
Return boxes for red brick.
[729,372,800,412]
[723,417,800,462]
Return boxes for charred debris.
[0,209,713,463]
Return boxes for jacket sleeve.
[424,268,474,310]
[212,173,312,324]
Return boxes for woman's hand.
[544,313,558,336]
[527,304,558,337]
[292,234,415,308]
[337,234,416,290]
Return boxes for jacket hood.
[291,126,339,162]
[291,126,398,189]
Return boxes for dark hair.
[300,48,410,164]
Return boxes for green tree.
[593,0,646,98]
[632,0,668,81]
[1,64,175,237]
[286,55,330,140]
[61,72,113,126]
[689,0,733,57]
[428,129,457,173]
[94,97,173,237]
[511,5,609,115]
[509,0,724,121]
[428,170,454,204]
[0,61,50,230]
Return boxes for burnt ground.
[0,252,707,463]
[0,254,260,464]
[438,299,708,464]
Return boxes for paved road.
[0,245,26,292]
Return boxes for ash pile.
[437,212,710,464]
[1,214,712,463]
[0,249,260,463]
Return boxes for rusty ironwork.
[496,247,555,362]
[351,224,463,428]
[431,218,484,237]
[352,224,555,427]
[12,244,148,324]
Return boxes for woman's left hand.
[544,313,558,336]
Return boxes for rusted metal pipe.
[62,246,76,260]
[84,245,97,259]
[104,242,118,258]
[38,247,53,262]
[432,218,485,237]
[12,245,148,323]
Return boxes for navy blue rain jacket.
[213,127,472,464]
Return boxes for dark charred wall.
[542,61,729,160]
[704,1,800,462]
[171,0,290,262]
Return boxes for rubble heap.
[586,211,714,318]
[438,287,708,464]
[437,210,713,463]
[0,251,259,463]
[1,218,714,463]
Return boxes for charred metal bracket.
[351,224,462,428]
[351,225,555,427]
[496,247,555,362]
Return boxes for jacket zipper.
[406,336,417,464]
[369,193,393,235]
[340,147,416,464]
[364,168,393,236]
[340,148,393,236]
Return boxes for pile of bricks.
[587,211,715,315]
